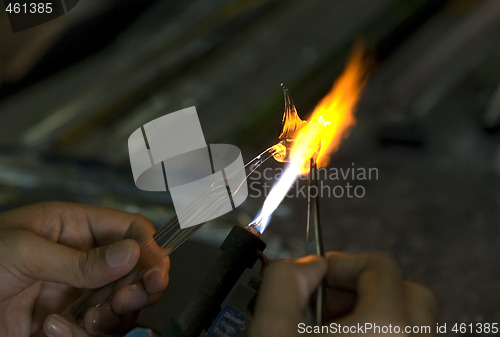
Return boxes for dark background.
[1,0,499,335]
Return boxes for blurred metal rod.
[306,159,326,325]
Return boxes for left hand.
[0,201,170,337]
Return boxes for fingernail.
[121,285,148,312]
[88,308,121,334]
[46,315,71,337]
[106,241,134,268]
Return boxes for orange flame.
[249,46,368,233]
[274,45,367,174]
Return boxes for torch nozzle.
[247,223,263,236]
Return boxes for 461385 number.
[6,2,53,14]
[452,322,499,334]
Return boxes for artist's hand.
[251,252,435,337]
[0,202,170,337]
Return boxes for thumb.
[18,231,140,288]
[251,255,327,337]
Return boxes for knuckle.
[132,213,152,229]
[36,201,67,224]
[126,213,154,241]
[137,213,151,224]
[76,250,97,287]
[37,201,65,215]
[368,252,402,276]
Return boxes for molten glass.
[250,44,368,233]
[271,84,308,163]
[272,46,367,174]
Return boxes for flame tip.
[274,44,368,174]
[257,44,368,233]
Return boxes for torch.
[165,47,367,335]
[61,44,367,336]
[166,225,266,337]
[58,148,277,333]
[248,45,367,325]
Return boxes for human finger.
[106,257,169,315]
[15,231,140,289]
[111,283,149,315]
[250,255,327,337]
[325,251,406,322]
[81,307,139,335]
[0,202,156,249]
[324,287,357,320]
[403,281,436,333]
[1,202,168,281]
[44,314,92,337]
[142,257,170,295]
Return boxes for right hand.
[251,252,436,336]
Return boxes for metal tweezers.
[306,159,327,325]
